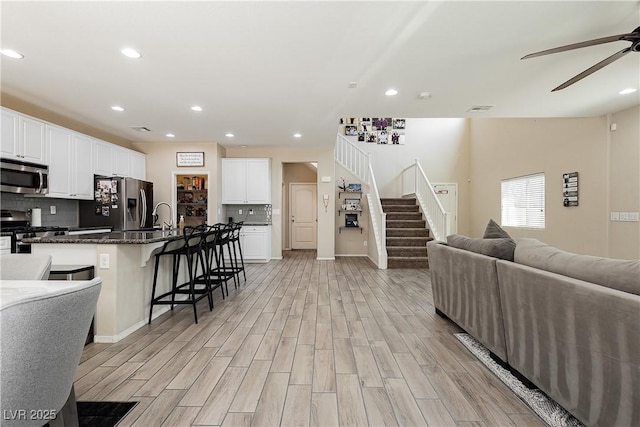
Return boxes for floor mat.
[455,333,584,427]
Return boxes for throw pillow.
[447,234,516,261]
[483,219,511,239]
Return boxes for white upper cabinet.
[112,145,130,177]
[1,108,47,164]
[45,125,93,200]
[1,108,19,160]
[45,125,73,198]
[93,139,145,180]
[221,158,271,204]
[72,134,94,199]
[128,150,146,181]
[93,140,113,176]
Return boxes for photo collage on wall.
[340,117,406,145]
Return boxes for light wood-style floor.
[75,251,544,427]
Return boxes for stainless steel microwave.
[0,159,49,194]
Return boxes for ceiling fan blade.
[551,47,631,91]
[522,33,634,59]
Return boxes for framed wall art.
[176,152,205,167]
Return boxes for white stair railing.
[366,155,387,269]
[335,134,387,269]
[335,133,369,183]
[401,159,450,242]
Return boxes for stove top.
[1,226,69,238]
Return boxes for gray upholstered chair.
[0,254,52,280]
[0,277,102,426]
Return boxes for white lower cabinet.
[241,226,271,262]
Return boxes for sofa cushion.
[447,234,515,261]
[483,219,512,239]
[514,238,640,296]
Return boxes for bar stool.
[207,223,239,291]
[193,225,230,300]
[148,226,213,324]
[230,221,246,283]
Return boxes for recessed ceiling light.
[293,133,302,138]
[1,49,24,59]
[348,81,358,88]
[385,89,398,96]
[121,48,142,59]
[111,105,125,112]
[418,91,432,99]
[619,88,637,95]
[225,133,234,138]
[166,133,175,138]
[191,106,203,112]
[240,145,248,148]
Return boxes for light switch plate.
[629,212,640,222]
[50,206,57,215]
[610,212,620,221]
[99,253,110,269]
[620,212,630,222]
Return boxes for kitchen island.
[27,229,189,343]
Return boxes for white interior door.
[433,183,458,234]
[290,183,317,249]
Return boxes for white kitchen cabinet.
[241,226,271,262]
[93,139,113,176]
[93,139,145,179]
[1,108,19,160]
[44,125,93,200]
[221,158,271,204]
[112,146,130,176]
[0,108,47,164]
[72,134,94,198]
[128,150,146,180]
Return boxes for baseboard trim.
[334,254,368,257]
[94,304,174,343]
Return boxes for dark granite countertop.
[24,229,184,245]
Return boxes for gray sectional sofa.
[427,236,640,427]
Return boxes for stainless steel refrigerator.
[79,176,153,230]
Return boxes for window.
[501,173,545,229]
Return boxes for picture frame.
[344,125,358,136]
[176,152,205,167]
[393,118,406,129]
[345,213,358,227]
[345,198,360,211]
[347,183,361,192]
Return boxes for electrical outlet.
[363,240,367,247]
[99,253,110,269]
[50,206,57,215]
[239,209,243,215]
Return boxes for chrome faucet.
[152,202,174,230]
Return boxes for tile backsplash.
[1,193,78,227]
[223,204,272,224]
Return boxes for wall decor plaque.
[177,152,205,167]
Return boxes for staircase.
[382,198,433,268]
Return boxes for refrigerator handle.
[140,188,147,228]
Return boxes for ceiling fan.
[522,26,640,91]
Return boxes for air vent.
[130,126,151,132]
[467,105,494,113]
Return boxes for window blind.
[501,173,545,229]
